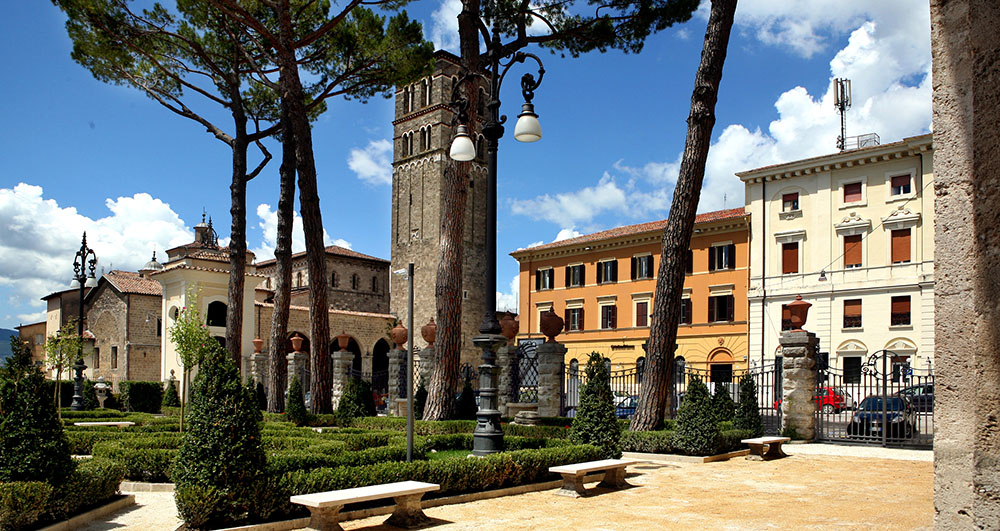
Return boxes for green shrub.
[504,424,571,439]
[266,445,418,475]
[81,379,119,411]
[733,374,764,437]
[336,377,376,420]
[60,409,128,420]
[621,430,676,454]
[119,381,163,413]
[0,337,75,484]
[92,441,177,482]
[414,380,428,419]
[672,377,720,456]
[256,380,267,411]
[569,352,622,459]
[43,380,75,409]
[719,428,755,453]
[44,457,125,520]
[455,380,477,420]
[162,379,181,407]
[711,383,735,424]
[0,481,52,530]
[285,376,310,427]
[173,347,265,528]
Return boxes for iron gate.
[674,362,783,435]
[815,349,933,448]
[511,341,539,402]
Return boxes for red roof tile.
[104,270,162,296]
[512,207,747,254]
[256,245,389,267]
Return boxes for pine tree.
[673,377,720,456]
[336,377,377,420]
[711,382,736,424]
[733,374,764,437]
[162,379,181,408]
[570,353,622,459]
[285,376,309,427]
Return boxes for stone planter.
[290,335,304,353]
[539,310,564,343]
[421,318,437,347]
[336,332,350,351]
[500,312,518,343]
[391,323,408,349]
[786,295,812,331]
[252,338,264,353]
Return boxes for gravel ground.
[76,491,181,531]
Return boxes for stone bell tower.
[389,51,490,371]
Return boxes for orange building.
[510,208,750,378]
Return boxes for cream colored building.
[738,133,934,379]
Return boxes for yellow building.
[510,208,749,379]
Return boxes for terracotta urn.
[787,294,812,331]
[539,310,564,343]
[500,312,519,341]
[252,338,264,354]
[390,322,408,349]
[421,318,437,347]
[290,335,304,353]
[336,332,350,351]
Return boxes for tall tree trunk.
[630,0,737,431]
[275,1,332,414]
[226,80,250,366]
[423,0,480,421]
[267,111,297,413]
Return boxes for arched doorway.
[708,348,735,384]
[371,338,391,410]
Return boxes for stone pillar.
[331,349,353,410]
[286,350,308,394]
[387,348,405,415]
[779,330,817,441]
[416,345,434,388]
[536,341,567,418]
[250,338,268,385]
[362,351,373,377]
[496,343,517,416]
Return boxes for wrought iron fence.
[512,340,539,403]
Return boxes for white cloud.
[554,228,582,242]
[510,174,627,229]
[0,183,193,316]
[347,139,393,186]
[429,0,462,53]
[495,274,519,313]
[251,204,350,261]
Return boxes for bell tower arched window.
[206,301,227,327]
[422,78,430,107]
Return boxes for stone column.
[536,341,567,418]
[331,349,353,410]
[387,348,404,416]
[286,350,308,394]
[496,343,517,416]
[416,346,434,388]
[250,338,268,385]
[779,330,818,441]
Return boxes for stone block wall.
[779,330,817,441]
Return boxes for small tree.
[711,383,735,424]
[285,376,309,427]
[173,344,264,527]
[45,321,82,420]
[733,374,764,437]
[673,377,720,456]
[455,379,477,421]
[168,288,213,432]
[336,377,376,421]
[570,352,622,459]
[0,336,75,484]
[162,378,181,408]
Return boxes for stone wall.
[126,294,162,382]
[257,253,390,314]
[86,285,162,388]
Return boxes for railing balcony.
[843,316,862,329]
[891,312,911,326]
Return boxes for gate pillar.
[387,348,405,416]
[331,348,353,410]
[537,341,567,418]
[779,330,818,441]
[497,342,517,416]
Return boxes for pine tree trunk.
[267,110,297,413]
[275,2,332,414]
[630,0,737,432]
[225,81,251,366]
[422,0,480,421]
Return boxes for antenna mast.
[834,78,852,151]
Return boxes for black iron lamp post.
[69,232,97,411]
[449,28,545,456]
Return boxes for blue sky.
[0,1,932,329]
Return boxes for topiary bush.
[569,352,621,459]
[455,379,477,420]
[43,457,125,521]
[672,377,720,456]
[255,380,267,411]
[120,381,163,413]
[733,374,764,437]
[172,346,265,529]
[414,380,428,420]
[285,376,310,427]
[0,481,53,530]
[162,379,181,408]
[336,377,376,421]
[711,383,735,424]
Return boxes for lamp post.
[392,263,415,461]
[449,28,545,456]
[69,232,97,411]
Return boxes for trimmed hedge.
[60,409,128,420]
[0,458,124,530]
[0,481,52,530]
[92,441,177,482]
[119,381,163,413]
[621,430,676,454]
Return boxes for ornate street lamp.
[69,232,97,411]
[448,28,545,456]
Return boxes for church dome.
[140,251,164,273]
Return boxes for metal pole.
[406,262,414,462]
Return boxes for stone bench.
[289,480,439,530]
[72,421,135,428]
[549,459,644,497]
[741,436,791,461]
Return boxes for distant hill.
[0,329,16,362]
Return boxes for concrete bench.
[290,480,439,530]
[72,421,135,428]
[741,436,791,461]
[549,459,644,497]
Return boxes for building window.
[266,277,272,289]
[781,304,793,331]
[635,301,649,327]
[782,192,799,212]
[781,242,799,274]
[565,264,585,287]
[600,305,618,329]
[296,271,303,287]
[565,308,584,331]
[844,357,862,384]
[680,299,692,324]
[111,346,118,370]
[708,295,735,323]
[891,296,911,326]
[890,174,912,196]
[685,249,693,275]
[535,268,554,290]
[891,229,911,263]
[843,181,863,203]
[331,272,339,287]
[844,299,862,328]
[371,276,378,293]
[597,260,618,284]
[844,234,862,268]
[632,255,653,280]
[422,78,430,107]
[157,318,162,337]
[708,243,736,271]
[351,274,360,290]
[93,347,100,369]
[206,301,227,327]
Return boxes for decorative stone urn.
[500,312,519,342]
[336,332,350,351]
[787,294,812,331]
[252,338,264,353]
[420,318,437,347]
[290,335,304,353]
[391,323,408,349]
[539,310,564,343]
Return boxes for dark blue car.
[615,396,638,419]
[847,395,916,439]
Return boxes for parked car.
[814,386,851,413]
[896,383,934,413]
[616,396,638,419]
[847,395,916,439]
